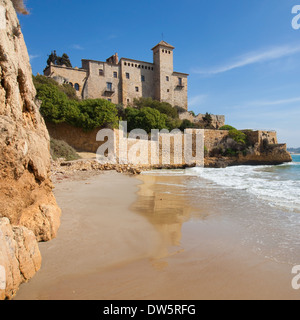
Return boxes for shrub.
[203,112,213,129]
[204,146,209,157]
[219,125,236,131]
[228,129,247,145]
[179,119,194,131]
[36,79,119,131]
[174,105,187,114]
[50,138,81,161]
[165,117,182,131]
[76,99,119,130]
[33,75,78,101]
[224,148,237,156]
[125,107,168,133]
[133,97,178,119]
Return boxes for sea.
[187,155,300,265]
[190,154,300,214]
[144,155,300,266]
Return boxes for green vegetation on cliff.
[34,75,119,130]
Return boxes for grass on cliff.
[50,138,81,161]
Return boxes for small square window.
[141,75,145,82]
[135,87,139,92]
[99,69,104,76]
[108,99,112,102]
[107,82,112,91]
[167,89,170,92]
[126,73,130,79]
[113,72,118,78]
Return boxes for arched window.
[69,82,73,87]
[74,83,80,91]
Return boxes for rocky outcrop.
[0,218,41,300]
[0,0,61,299]
[205,144,292,168]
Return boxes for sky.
[18,0,300,147]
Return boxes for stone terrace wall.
[46,122,104,153]
[204,129,229,152]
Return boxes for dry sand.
[15,171,300,300]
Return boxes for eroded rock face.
[0,218,42,300]
[0,0,61,299]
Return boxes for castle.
[44,41,189,109]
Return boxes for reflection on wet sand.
[132,174,199,267]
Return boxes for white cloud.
[227,96,300,110]
[193,44,300,75]
[29,54,40,61]
[71,44,84,50]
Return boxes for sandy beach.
[15,170,299,300]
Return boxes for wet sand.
[15,171,299,300]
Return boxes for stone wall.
[179,112,225,129]
[46,121,291,168]
[44,42,189,109]
[44,64,87,99]
[46,121,104,153]
[204,129,229,152]
[242,130,278,146]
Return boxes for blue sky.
[19,0,300,147]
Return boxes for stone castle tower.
[44,41,189,109]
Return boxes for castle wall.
[83,60,121,104]
[120,59,155,106]
[46,122,104,153]
[179,112,225,129]
[44,42,189,109]
[204,130,229,152]
[44,65,87,99]
[173,73,188,109]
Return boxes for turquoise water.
[189,155,300,213]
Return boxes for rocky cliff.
[0,0,61,299]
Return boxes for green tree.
[77,99,119,130]
[133,97,178,119]
[125,107,168,133]
[46,51,72,68]
[228,129,247,145]
[203,112,213,128]
[219,125,236,131]
[179,119,194,131]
